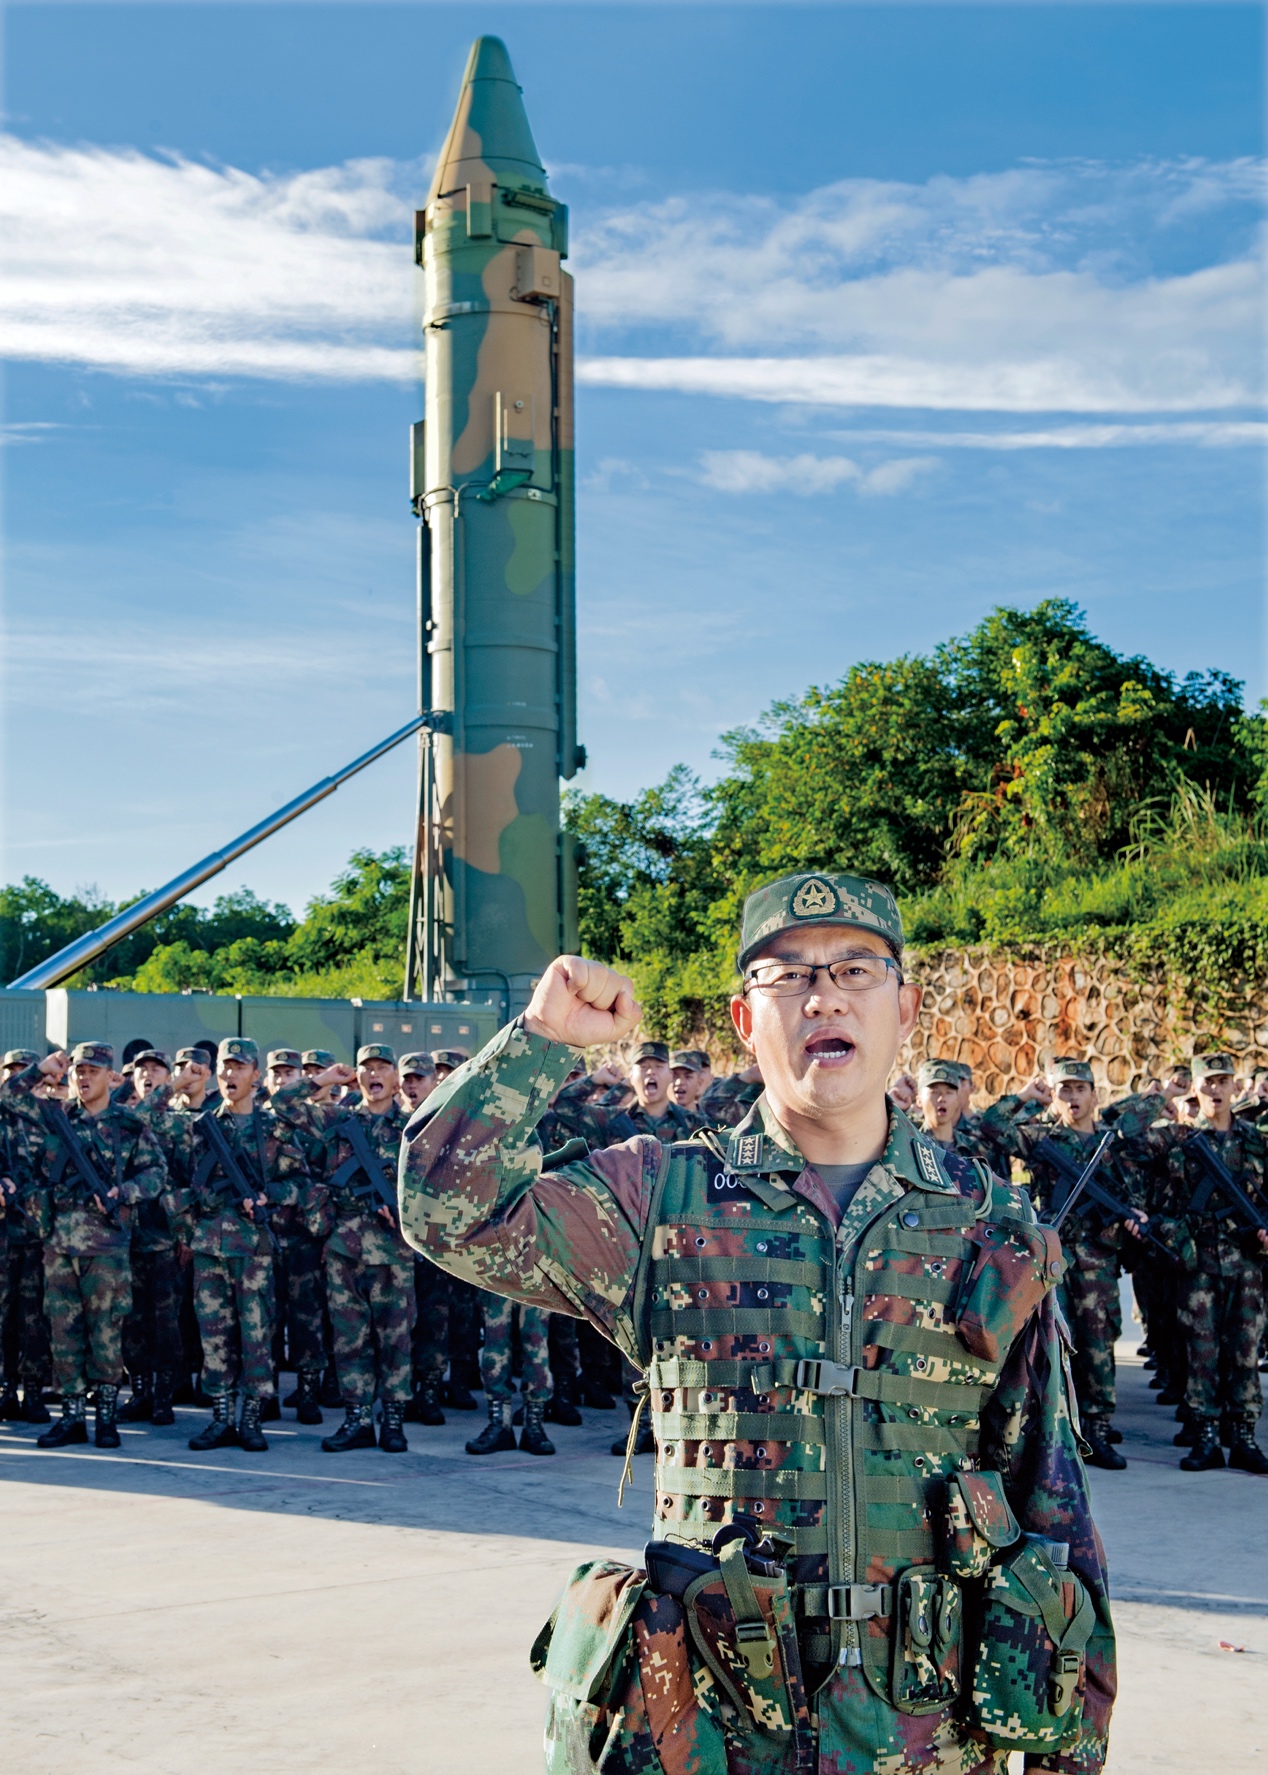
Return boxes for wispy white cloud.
[698,449,938,496]
[0,135,420,381]
[822,420,1268,448]
[0,136,1261,417]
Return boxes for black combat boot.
[118,1374,154,1422]
[442,1376,478,1411]
[188,1393,239,1451]
[415,1379,445,1426]
[1179,1418,1224,1470]
[1081,1417,1126,1470]
[321,1404,376,1453]
[1227,1417,1268,1474]
[1173,1420,1196,1447]
[545,1392,582,1427]
[1156,1378,1183,1406]
[20,1387,51,1425]
[151,1370,176,1427]
[611,1403,655,1457]
[38,1394,88,1448]
[465,1398,516,1456]
[259,1377,281,1423]
[580,1375,616,1410]
[282,1379,300,1408]
[238,1394,269,1452]
[319,1367,343,1408]
[94,1382,121,1449]
[294,1370,323,1426]
[379,1401,408,1453]
[0,1382,21,1421]
[519,1396,556,1456]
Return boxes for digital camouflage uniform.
[700,1073,764,1130]
[271,1084,416,1411]
[172,1097,307,1400]
[0,1096,53,1408]
[124,1082,190,1414]
[1161,1118,1267,1435]
[400,1019,1115,1775]
[4,1063,167,1403]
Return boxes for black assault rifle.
[1034,1131,1180,1263]
[329,1114,398,1223]
[195,1110,279,1252]
[44,1101,124,1225]
[1184,1133,1268,1239]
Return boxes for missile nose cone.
[428,35,547,205]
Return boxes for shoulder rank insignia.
[915,1141,943,1185]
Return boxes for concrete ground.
[0,1326,1263,1775]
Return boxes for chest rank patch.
[915,1141,943,1186]
[733,1133,761,1168]
[790,877,838,918]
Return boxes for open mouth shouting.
[804,1030,856,1068]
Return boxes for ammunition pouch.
[970,1537,1095,1751]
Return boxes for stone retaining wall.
[899,947,1268,1106]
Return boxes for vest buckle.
[795,1358,859,1396]
[827,1583,892,1620]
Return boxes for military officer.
[4,1044,167,1450]
[401,871,1114,1775]
[273,1046,415,1453]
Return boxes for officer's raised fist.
[524,956,642,1050]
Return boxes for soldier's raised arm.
[399,956,660,1339]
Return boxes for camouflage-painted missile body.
[416,38,580,1013]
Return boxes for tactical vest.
[629,1120,1062,1702]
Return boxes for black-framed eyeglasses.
[743,955,904,998]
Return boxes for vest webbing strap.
[656,1463,830,1501]
[867,1230,977,1257]
[864,1319,1000,1378]
[862,1421,979,1453]
[652,1255,826,1288]
[865,1527,936,1560]
[654,1410,826,1444]
[649,1355,990,1411]
[864,1475,941,1504]
[858,1271,961,1305]
[650,1307,823,1340]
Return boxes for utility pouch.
[938,1469,1020,1580]
[971,1537,1095,1750]
[890,1568,962,1713]
[957,1219,1062,1363]
[680,1537,806,1741]
[531,1559,646,1705]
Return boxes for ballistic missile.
[408,36,581,1018]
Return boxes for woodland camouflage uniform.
[401,1010,1114,1775]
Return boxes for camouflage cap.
[1192,1053,1235,1081]
[357,1043,397,1066]
[631,1041,670,1065]
[2,1049,39,1068]
[951,1061,973,1082]
[174,1046,211,1067]
[918,1059,961,1089]
[132,1048,171,1069]
[266,1048,303,1069]
[302,1049,336,1068]
[1048,1057,1095,1084]
[431,1048,469,1070]
[669,1049,705,1072]
[70,1041,113,1069]
[398,1051,437,1077]
[218,1037,259,1064]
[738,871,903,974]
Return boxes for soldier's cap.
[1192,1053,1235,1082]
[918,1060,962,1089]
[738,871,903,975]
[302,1049,336,1069]
[1048,1057,1095,1084]
[2,1049,39,1068]
[630,1041,670,1065]
[669,1049,705,1071]
[357,1043,397,1066]
[131,1048,171,1070]
[430,1048,469,1070]
[266,1048,303,1069]
[398,1051,437,1078]
[70,1041,114,1069]
[952,1061,973,1082]
[218,1037,259,1064]
[174,1046,211,1067]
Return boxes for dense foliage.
[563,601,1267,1042]
[1,850,411,1000]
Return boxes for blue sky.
[2,2,1264,919]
